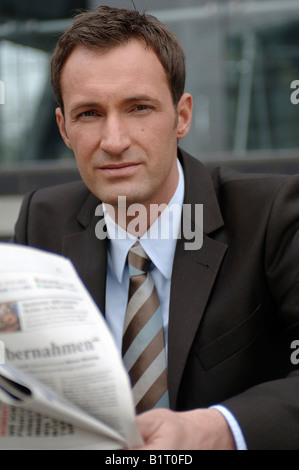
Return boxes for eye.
[79,110,98,118]
[131,104,153,114]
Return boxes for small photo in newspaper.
[0,302,21,334]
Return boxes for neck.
[105,165,180,238]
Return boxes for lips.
[100,162,138,170]
[98,162,141,177]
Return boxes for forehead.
[60,40,171,104]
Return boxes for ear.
[55,107,72,149]
[176,93,193,140]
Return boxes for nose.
[100,114,131,156]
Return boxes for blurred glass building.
[0,0,299,236]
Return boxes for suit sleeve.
[221,175,299,449]
[12,191,36,244]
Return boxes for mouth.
[98,162,141,177]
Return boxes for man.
[13,6,299,449]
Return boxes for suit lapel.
[62,193,108,315]
[168,151,228,408]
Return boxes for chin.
[101,189,146,206]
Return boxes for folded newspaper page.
[0,243,143,450]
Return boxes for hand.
[134,408,236,450]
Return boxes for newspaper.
[0,243,143,450]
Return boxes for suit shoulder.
[23,180,99,222]
[20,180,95,231]
[208,166,299,227]
[179,148,297,194]
[14,181,99,249]
[30,180,90,205]
[210,165,299,197]
[211,165,287,184]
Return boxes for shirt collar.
[104,159,185,282]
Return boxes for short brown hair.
[50,6,186,112]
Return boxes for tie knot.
[128,241,151,277]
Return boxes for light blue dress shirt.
[104,159,247,450]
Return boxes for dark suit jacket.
[13,149,299,449]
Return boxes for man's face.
[56,40,192,210]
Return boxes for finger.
[135,410,160,440]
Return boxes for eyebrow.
[70,102,101,114]
[124,95,161,105]
[70,95,161,114]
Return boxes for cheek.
[69,128,99,161]
[141,121,175,156]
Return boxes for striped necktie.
[122,241,169,414]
